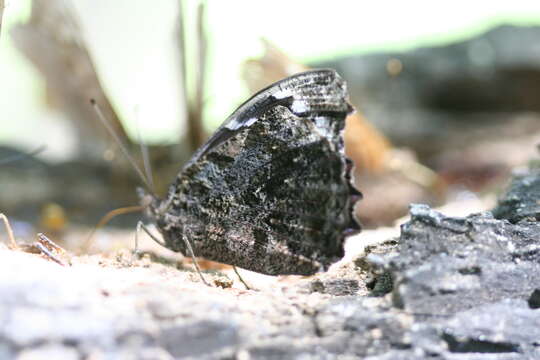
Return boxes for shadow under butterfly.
[138,69,362,276]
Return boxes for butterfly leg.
[0,213,18,249]
[232,266,252,290]
[135,221,166,255]
[181,230,210,287]
[136,221,211,286]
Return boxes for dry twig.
[1,213,68,266]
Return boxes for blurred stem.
[179,0,207,153]
[193,1,206,146]
[178,0,187,100]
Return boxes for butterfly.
[141,69,361,276]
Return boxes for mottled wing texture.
[152,69,361,275]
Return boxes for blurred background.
[1,0,540,248]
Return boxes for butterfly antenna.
[134,116,155,192]
[81,205,144,253]
[90,99,155,195]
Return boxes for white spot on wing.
[291,100,308,113]
[245,117,258,126]
[273,89,292,99]
[225,117,258,131]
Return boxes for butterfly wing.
[152,69,361,275]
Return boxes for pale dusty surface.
[0,183,535,359]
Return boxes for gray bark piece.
[493,167,540,223]
[438,300,540,355]
[390,204,540,314]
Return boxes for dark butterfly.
[142,69,361,275]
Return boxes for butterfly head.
[137,186,180,232]
[136,187,165,219]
